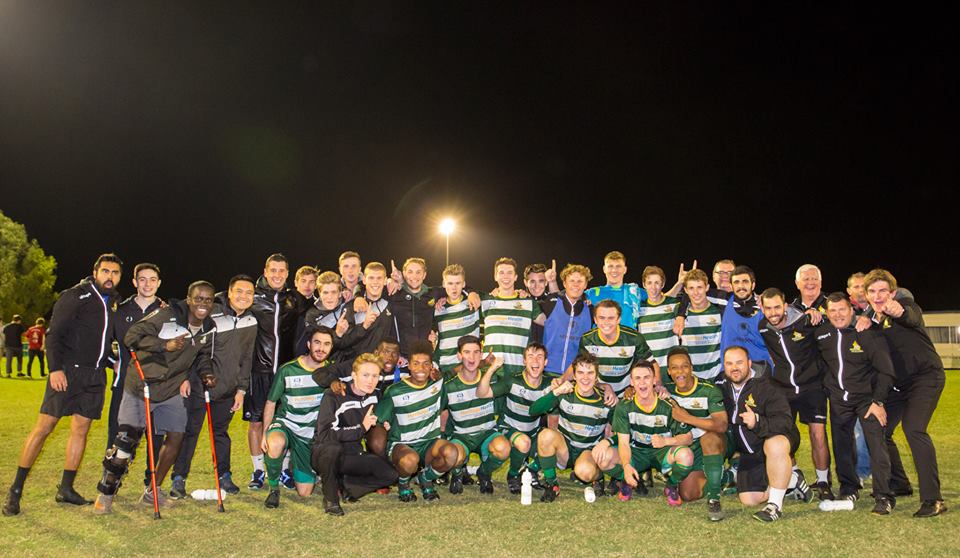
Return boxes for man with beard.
[719,266,770,376]
[4,254,123,516]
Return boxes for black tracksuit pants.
[829,395,891,498]
[312,442,398,504]
[884,371,944,502]
[173,393,234,479]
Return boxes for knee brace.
[97,427,143,495]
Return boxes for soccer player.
[375,340,458,502]
[678,269,723,380]
[294,265,318,301]
[442,336,511,494]
[571,300,657,397]
[636,266,681,367]
[4,254,122,516]
[338,251,363,302]
[337,262,395,360]
[721,346,810,522]
[432,264,480,374]
[614,361,695,507]
[478,342,553,494]
[671,259,734,336]
[480,257,546,376]
[585,251,646,328]
[94,280,217,513]
[541,264,593,377]
[758,287,833,500]
[864,269,947,517]
[522,262,559,343]
[298,271,349,352]
[816,293,896,513]
[261,326,334,508]
[531,354,617,502]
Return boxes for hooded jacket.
[385,283,445,356]
[815,323,896,403]
[721,373,800,456]
[758,306,822,393]
[124,299,215,402]
[250,276,299,376]
[200,292,258,401]
[46,276,121,372]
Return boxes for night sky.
[1,3,956,309]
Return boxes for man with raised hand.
[4,254,123,516]
[298,271,350,354]
[671,259,733,337]
[541,264,594,379]
[678,269,723,381]
[522,262,560,343]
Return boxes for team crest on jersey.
[792,331,805,342]
[513,302,524,310]
[654,416,666,427]
[745,394,756,408]
[456,392,465,400]
[708,318,718,325]
[849,341,863,353]
[430,385,440,395]
[290,376,304,387]
[882,319,892,329]
[593,409,605,419]
[618,348,628,357]
[689,400,703,409]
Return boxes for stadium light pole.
[439,218,456,267]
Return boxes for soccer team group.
[1,250,947,522]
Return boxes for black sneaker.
[540,483,560,503]
[529,471,545,491]
[813,481,835,502]
[248,470,265,490]
[707,498,724,521]
[324,500,345,516]
[219,473,240,495]
[872,496,894,515]
[449,473,463,495]
[478,472,494,495]
[169,477,187,500]
[279,469,295,490]
[460,470,476,486]
[790,470,813,503]
[753,502,782,522]
[398,480,417,503]
[264,489,280,509]
[592,478,606,497]
[507,474,522,495]
[434,472,449,486]
[55,484,93,506]
[914,500,948,518]
[2,488,22,516]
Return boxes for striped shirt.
[681,303,723,380]
[665,378,724,440]
[267,357,326,443]
[495,372,552,435]
[531,388,612,450]
[433,297,480,373]
[577,326,653,395]
[442,370,498,438]
[480,293,541,376]
[376,378,444,447]
[613,397,682,449]
[637,295,680,367]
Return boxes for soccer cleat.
[264,488,280,509]
[813,481,836,502]
[434,472,449,486]
[753,502,782,522]
[422,485,440,502]
[140,487,171,508]
[398,480,417,503]
[872,496,894,516]
[607,478,621,497]
[92,494,113,515]
[507,473,522,495]
[790,470,813,503]
[664,485,682,507]
[529,471,546,491]
[248,469,265,490]
[324,500,345,516]
[169,477,187,500]
[592,477,606,497]
[279,469,295,490]
[841,491,860,503]
[219,473,240,495]
[707,498,725,521]
[617,483,633,502]
[56,484,94,506]
[540,483,560,503]
[460,470,476,486]
[449,473,463,495]
[635,479,649,497]
[478,472,494,495]
[914,500,948,518]
[2,488,22,516]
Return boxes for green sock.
[528,456,541,473]
[669,462,694,486]
[421,466,440,483]
[703,454,724,500]
[479,455,505,476]
[606,464,624,481]
[264,452,283,488]
[541,455,557,482]
[508,448,527,476]
[450,466,462,478]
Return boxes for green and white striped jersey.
[442,369,499,438]
[665,378,725,440]
[480,293,541,376]
[433,297,480,373]
[577,326,653,395]
[612,397,682,449]
[376,378,444,447]
[267,357,326,443]
[637,296,680,367]
[495,372,552,435]
[531,388,612,451]
[680,304,723,380]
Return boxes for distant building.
[924,311,960,369]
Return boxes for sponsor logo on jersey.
[849,341,863,353]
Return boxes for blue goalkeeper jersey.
[586,283,648,328]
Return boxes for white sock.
[768,488,786,509]
[251,454,264,472]
[816,469,829,484]
[282,452,291,471]
[792,464,800,471]
[788,470,799,489]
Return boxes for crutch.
[204,389,225,512]
[129,351,161,519]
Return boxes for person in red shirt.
[25,318,46,378]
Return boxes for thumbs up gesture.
[740,403,758,429]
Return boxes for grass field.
[1,358,957,558]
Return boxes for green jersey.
[578,326,653,395]
[680,304,723,379]
[612,397,683,449]
[665,378,725,440]
[531,388,612,451]
[442,369,498,437]
[480,293,542,376]
[376,378,444,448]
[637,295,680,367]
[433,297,480,373]
[497,372,552,435]
[267,357,326,443]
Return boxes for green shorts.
[388,439,439,467]
[500,427,541,450]
[266,421,316,484]
[449,430,503,462]
[629,446,673,474]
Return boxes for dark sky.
[1,3,956,309]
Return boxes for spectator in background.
[25,318,47,378]
[3,315,26,378]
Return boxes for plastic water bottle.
[520,470,532,505]
[819,499,854,512]
[584,486,596,503]
[191,489,226,500]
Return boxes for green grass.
[1,358,958,558]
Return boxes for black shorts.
[781,385,827,425]
[243,373,273,423]
[736,432,801,493]
[39,365,107,419]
